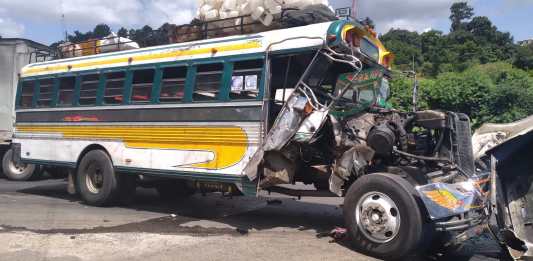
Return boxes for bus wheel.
[155,180,195,201]
[343,173,427,260]
[2,148,42,181]
[77,150,120,206]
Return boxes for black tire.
[155,180,194,201]
[343,173,429,260]
[76,150,135,206]
[2,149,42,181]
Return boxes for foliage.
[390,63,533,128]
[515,44,533,70]
[450,2,474,31]
[382,2,532,127]
[380,2,517,77]
[51,23,171,48]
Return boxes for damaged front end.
[474,116,533,259]
[243,28,491,255]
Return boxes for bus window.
[37,78,55,107]
[57,76,76,107]
[79,74,99,106]
[104,71,126,105]
[194,63,223,102]
[131,69,155,103]
[159,66,187,103]
[19,80,35,109]
[230,60,263,100]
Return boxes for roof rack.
[29,8,336,63]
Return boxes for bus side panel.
[13,122,261,176]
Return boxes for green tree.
[514,44,533,70]
[380,29,423,70]
[93,24,111,38]
[117,27,128,37]
[450,2,474,31]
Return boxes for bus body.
[13,19,487,259]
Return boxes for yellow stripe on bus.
[21,40,262,77]
[16,125,249,170]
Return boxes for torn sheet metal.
[294,110,329,143]
[263,93,308,151]
[417,179,487,220]
[243,92,308,181]
[473,115,533,159]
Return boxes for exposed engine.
[275,109,477,196]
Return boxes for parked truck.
[0,38,51,180]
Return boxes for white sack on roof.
[99,32,140,53]
[196,0,331,26]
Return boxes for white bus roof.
[21,22,334,78]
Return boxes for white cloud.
[0,0,503,42]
[0,0,197,33]
[0,9,25,37]
[331,0,475,34]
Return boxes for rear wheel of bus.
[2,148,42,181]
[343,173,429,260]
[76,149,135,206]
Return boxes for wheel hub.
[86,164,104,194]
[355,192,401,243]
[8,159,28,175]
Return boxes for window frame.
[35,77,56,108]
[76,72,101,107]
[191,61,225,103]
[100,68,128,106]
[155,63,192,104]
[225,56,266,101]
[128,66,157,105]
[16,78,38,109]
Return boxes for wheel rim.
[85,162,104,194]
[7,157,29,176]
[355,191,401,243]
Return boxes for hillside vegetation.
[381,2,533,127]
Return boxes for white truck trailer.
[0,38,51,180]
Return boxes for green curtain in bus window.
[159,66,187,103]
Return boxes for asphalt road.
[0,176,505,261]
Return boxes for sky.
[0,0,531,45]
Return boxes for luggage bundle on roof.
[167,1,337,44]
[58,33,140,58]
[51,1,338,60]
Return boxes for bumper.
[416,175,489,221]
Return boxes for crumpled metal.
[417,179,487,220]
[263,94,308,151]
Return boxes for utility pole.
[351,0,357,19]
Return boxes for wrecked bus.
[12,18,486,259]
